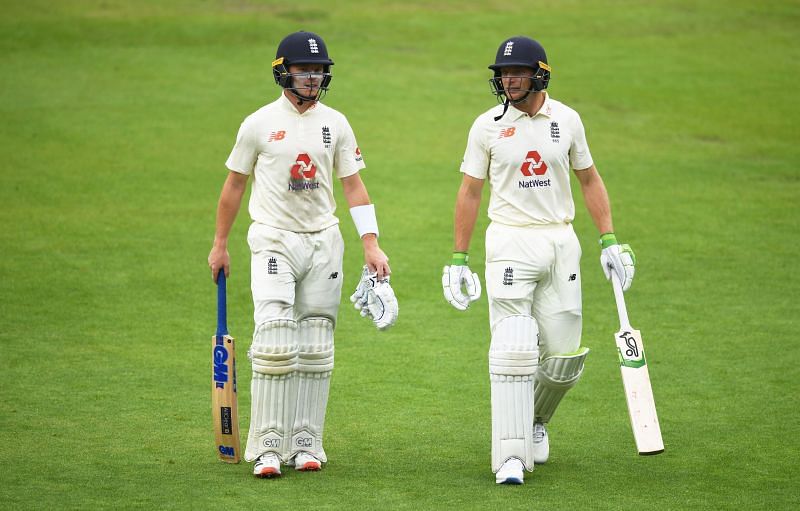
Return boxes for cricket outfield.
[0,1,797,509]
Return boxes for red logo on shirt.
[520,150,547,176]
[290,153,317,180]
[499,127,516,138]
[268,131,286,142]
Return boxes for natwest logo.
[290,153,317,180]
[520,150,547,176]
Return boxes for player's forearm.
[578,168,614,235]
[213,173,247,247]
[454,184,481,252]
[340,173,371,207]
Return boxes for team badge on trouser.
[489,315,539,472]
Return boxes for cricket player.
[208,31,397,478]
[442,36,636,484]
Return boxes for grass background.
[1,0,798,509]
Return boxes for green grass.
[1,0,798,509]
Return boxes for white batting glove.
[599,233,636,291]
[366,281,399,330]
[350,265,378,317]
[442,253,481,311]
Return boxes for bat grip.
[216,270,228,337]
[611,273,631,330]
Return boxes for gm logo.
[218,445,236,457]
[263,438,281,448]
[296,438,313,448]
[213,339,229,389]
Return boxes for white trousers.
[248,222,344,324]
[485,222,582,358]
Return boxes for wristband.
[350,204,379,238]
[451,252,469,265]
[599,232,618,249]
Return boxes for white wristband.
[350,204,379,238]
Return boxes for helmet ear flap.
[272,57,292,88]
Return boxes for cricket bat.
[610,273,664,455]
[212,270,241,463]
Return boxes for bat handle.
[611,273,631,330]
[216,270,228,337]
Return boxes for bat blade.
[615,327,664,455]
[212,334,240,463]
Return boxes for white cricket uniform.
[227,93,365,324]
[461,93,594,356]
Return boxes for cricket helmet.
[488,36,551,101]
[272,31,334,101]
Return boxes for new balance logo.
[504,41,514,56]
[499,127,516,138]
[268,131,286,142]
[267,257,278,275]
[308,39,319,53]
[328,272,338,279]
[503,267,514,286]
[568,273,577,281]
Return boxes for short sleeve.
[460,117,490,179]
[334,115,366,178]
[569,113,594,171]
[225,117,258,175]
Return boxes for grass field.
[1,0,798,509]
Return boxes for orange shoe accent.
[255,467,281,478]
[298,461,321,471]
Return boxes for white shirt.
[226,94,365,232]
[460,93,593,226]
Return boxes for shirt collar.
[278,92,319,115]
[507,91,552,120]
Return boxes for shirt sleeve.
[569,113,594,171]
[225,116,258,175]
[460,117,490,179]
[334,115,366,178]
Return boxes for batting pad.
[489,315,539,472]
[291,318,334,462]
[533,347,589,424]
[245,318,299,463]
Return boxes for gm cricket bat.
[212,271,241,463]
[610,273,664,455]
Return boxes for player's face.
[288,64,325,97]
[501,66,535,101]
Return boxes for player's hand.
[361,234,390,279]
[208,245,230,282]
[600,233,636,291]
[442,255,481,310]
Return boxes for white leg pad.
[244,318,298,463]
[290,318,334,462]
[489,315,539,472]
[533,348,589,424]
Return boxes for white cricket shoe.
[253,452,281,478]
[495,457,525,485]
[533,422,549,464]
[294,452,322,471]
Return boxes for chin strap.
[493,90,533,121]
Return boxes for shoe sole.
[296,462,321,471]
[255,468,281,478]
[496,477,523,485]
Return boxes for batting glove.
[442,252,481,311]
[366,281,399,330]
[599,233,636,291]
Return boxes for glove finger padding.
[442,266,469,310]
[367,282,399,330]
[464,270,482,301]
[600,244,636,291]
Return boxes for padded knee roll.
[244,318,299,462]
[533,348,589,424]
[291,318,335,462]
[489,315,539,472]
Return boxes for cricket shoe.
[495,457,525,485]
[533,422,549,464]
[253,452,282,478]
[294,452,322,471]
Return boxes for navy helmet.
[488,36,551,102]
[272,31,334,101]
